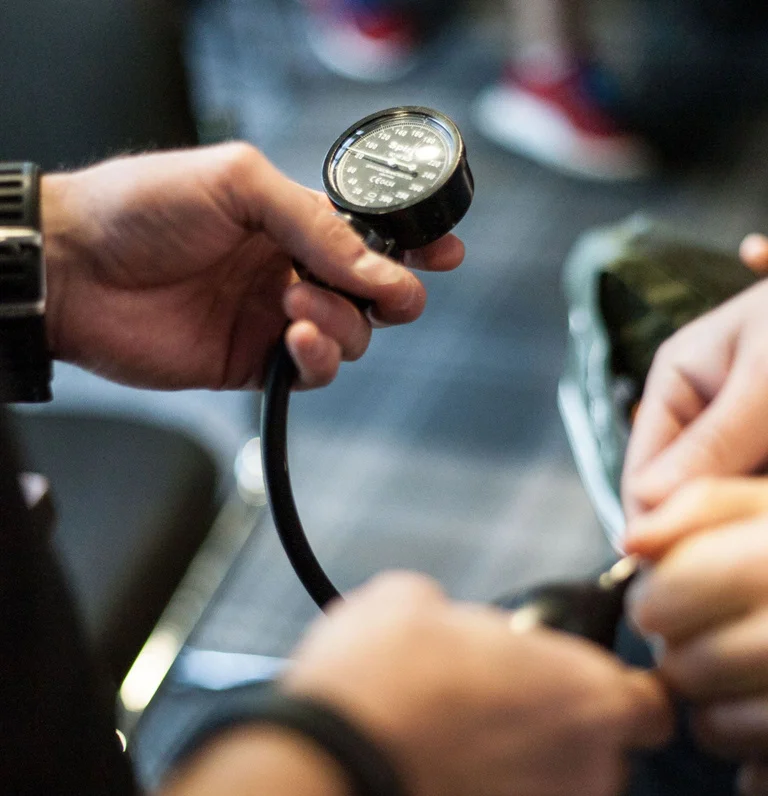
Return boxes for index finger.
[625,477,768,559]
[227,147,427,322]
[621,309,740,519]
[627,518,768,644]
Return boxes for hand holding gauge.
[261,107,473,609]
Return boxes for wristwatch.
[0,162,52,402]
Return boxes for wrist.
[161,725,353,796]
[39,173,79,360]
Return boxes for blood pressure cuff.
[558,214,760,544]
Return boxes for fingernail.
[352,252,405,286]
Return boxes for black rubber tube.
[260,337,341,610]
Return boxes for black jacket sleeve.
[0,408,138,794]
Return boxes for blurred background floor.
[134,0,768,780]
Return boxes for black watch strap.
[0,163,52,403]
[0,315,52,402]
[169,689,409,796]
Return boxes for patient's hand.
[626,477,768,775]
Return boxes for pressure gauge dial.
[323,106,473,250]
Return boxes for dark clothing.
[615,621,738,796]
[0,409,136,794]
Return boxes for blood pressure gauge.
[264,108,633,651]
[322,106,474,250]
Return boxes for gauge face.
[327,111,458,211]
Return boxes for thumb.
[628,361,768,511]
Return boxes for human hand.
[41,144,463,390]
[622,234,768,519]
[283,571,672,796]
[625,477,768,767]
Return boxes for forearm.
[157,726,352,796]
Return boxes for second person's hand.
[626,477,768,765]
[284,572,673,796]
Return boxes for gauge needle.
[347,147,418,175]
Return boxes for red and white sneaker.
[473,66,655,181]
[303,1,419,82]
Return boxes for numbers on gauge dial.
[335,120,452,209]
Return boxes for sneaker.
[474,65,655,181]
[302,1,420,82]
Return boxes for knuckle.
[314,212,366,261]
[651,332,686,373]
[647,323,706,392]
[215,140,262,175]
[283,282,310,317]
